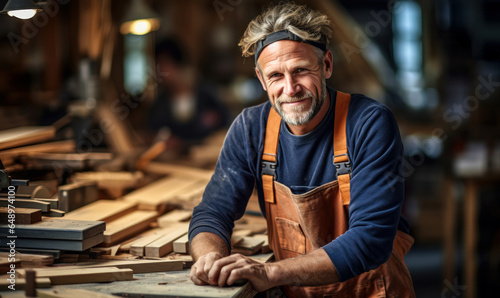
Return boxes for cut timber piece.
[123,176,202,211]
[0,218,105,240]
[0,277,51,291]
[0,255,21,273]
[232,236,264,256]
[38,258,184,274]
[103,210,157,246]
[144,162,214,180]
[9,233,104,251]
[129,226,176,257]
[173,233,190,254]
[57,181,98,212]
[0,126,55,150]
[0,252,54,267]
[144,222,189,258]
[0,140,75,167]
[65,200,137,223]
[157,209,192,227]
[0,198,50,212]
[231,229,253,246]
[0,247,61,259]
[251,234,270,254]
[38,288,120,298]
[18,267,133,285]
[0,207,41,224]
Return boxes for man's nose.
[283,75,301,97]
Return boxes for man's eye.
[296,68,306,73]
[270,73,281,78]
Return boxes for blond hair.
[238,3,333,58]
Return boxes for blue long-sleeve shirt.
[189,87,409,282]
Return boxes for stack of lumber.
[231,214,270,256]
[0,218,105,251]
[0,184,66,217]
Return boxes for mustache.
[276,91,314,104]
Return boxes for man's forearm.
[266,248,340,287]
[190,232,230,261]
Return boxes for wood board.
[37,288,120,298]
[0,218,105,240]
[0,277,51,291]
[173,234,190,254]
[18,267,133,285]
[65,200,137,223]
[122,176,203,210]
[103,210,157,246]
[144,223,189,258]
[40,258,184,274]
[0,126,55,150]
[0,207,41,224]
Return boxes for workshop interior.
[0,0,499,297]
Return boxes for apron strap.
[262,107,281,204]
[333,91,352,205]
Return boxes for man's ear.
[323,50,333,79]
[255,67,267,91]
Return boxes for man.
[188,3,415,297]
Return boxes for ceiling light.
[1,0,41,20]
[120,0,160,35]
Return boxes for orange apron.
[261,91,416,297]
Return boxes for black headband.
[254,30,327,64]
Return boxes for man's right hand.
[190,251,224,285]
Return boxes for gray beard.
[273,80,327,126]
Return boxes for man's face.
[256,40,332,128]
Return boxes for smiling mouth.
[282,98,308,106]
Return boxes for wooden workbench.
[0,253,272,298]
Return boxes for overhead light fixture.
[120,0,160,35]
[0,0,41,20]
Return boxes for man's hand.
[207,254,274,292]
[190,251,225,285]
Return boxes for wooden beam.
[144,162,214,180]
[144,223,189,258]
[57,181,98,212]
[232,236,264,256]
[0,126,55,150]
[38,258,184,274]
[123,176,202,211]
[103,210,157,246]
[18,267,133,285]
[65,200,137,223]
[0,207,41,224]
[173,234,190,254]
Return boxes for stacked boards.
[0,218,105,251]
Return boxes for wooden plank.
[130,230,168,256]
[65,200,137,223]
[0,218,105,240]
[18,267,133,285]
[144,162,214,180]
[0,198,51,212]
[103,210,157,246]
[251,234,270,254]
[122,176,202,210]
[173,234,190,254]
[144,223,189,258]
[0,252,54,267]
[0,207,41,224]
[39,258,184,274]
[8,233,104,251]
[231,229,253,246]
[0,126,55,150]
[157,209,192,227]
[0,140,75,167]
[232,236,264,256]
[0,277,51,291]
[37,288,120,298]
